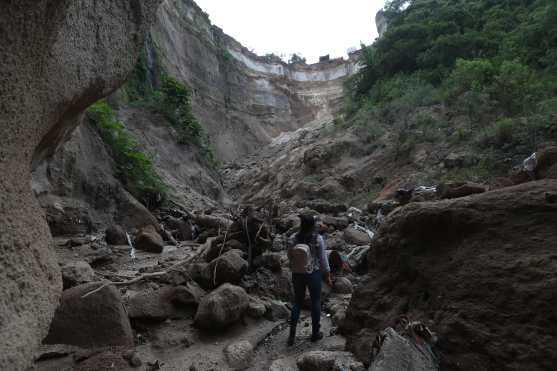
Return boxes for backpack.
[288,243,314,274]
[288,233,319,274]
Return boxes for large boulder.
[265,300,290,321]
[247,297,267,318]
[343,227,371,245]
[126,286,179,321]
[253,253,283,272]
[194,284,249,330]
[343,181,557,370]
[126,283,205,321]
[164,216,194,241]
[296,351,365,371]
[204,250,248,288]
[43,282,133,348]
[224,340,254,370]
[0,1,161,367]
[61,261,96,289]
[105,225,128,245]
[536,146,557,179]
[135,225,164,253]
[172,281,207,307]
[320,215,350,230]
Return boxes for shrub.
[478,118,515,148]
[415,113,442,142]
[493,60,534,115]
[442,59,496,103]
[158,75,217,166]
[88,101,167,209]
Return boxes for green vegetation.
[88,101,167,209]
[345,0,557,172]
[123,50,217,166]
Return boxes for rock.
[296,351,366,371]
[86,247,114,268]
[247,297,267,318]
[194,284,249,330]
[296,200,347,215]
[271,234,288,252]
[437,182,487,199]
[536,146,557,179]
[343,180,557,370]
[165,216,194,241]
[204,250,248,288]
[61,261,96,289]
[172,281,207,306]
[546,192,557,203]
[265,300,290,321]
[204,237,232,263]
[343,227,371,246]
[44,283,133,348]
[367,200,399,215]
[333,277,353,294]
[253,253,283,272]
[135,225,164,253]
[0,0,161,366]
[325,234,346,251]
[66,236,92,247]
[274,215,299,233]
[268,360,294,371]
[443,152,479,169]
[320,215,349,230]
[269,358,297,371]
[240,268,293,302]
[123,350,142,368]
[224,340,254,370]
[126,286,181,321]
[347,246,369,272]
[158,263,208,286]
[105,225,128,245]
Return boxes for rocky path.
[248,314,344,371]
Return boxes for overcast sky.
[194,0,387,63]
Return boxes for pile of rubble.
[33,199,378,370]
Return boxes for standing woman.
[287,214,332,346]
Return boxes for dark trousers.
[291,270,322,335]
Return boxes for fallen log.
[82,239,209,299]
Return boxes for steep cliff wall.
[151,0,360,161]
[0,1,162,369]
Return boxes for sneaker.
[310,331,323,342]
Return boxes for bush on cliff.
[123,50,217,166]
[88,100,167,209]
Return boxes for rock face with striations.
[150,0,360,161]
[342,180,557,370]
[0,0,162,369]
